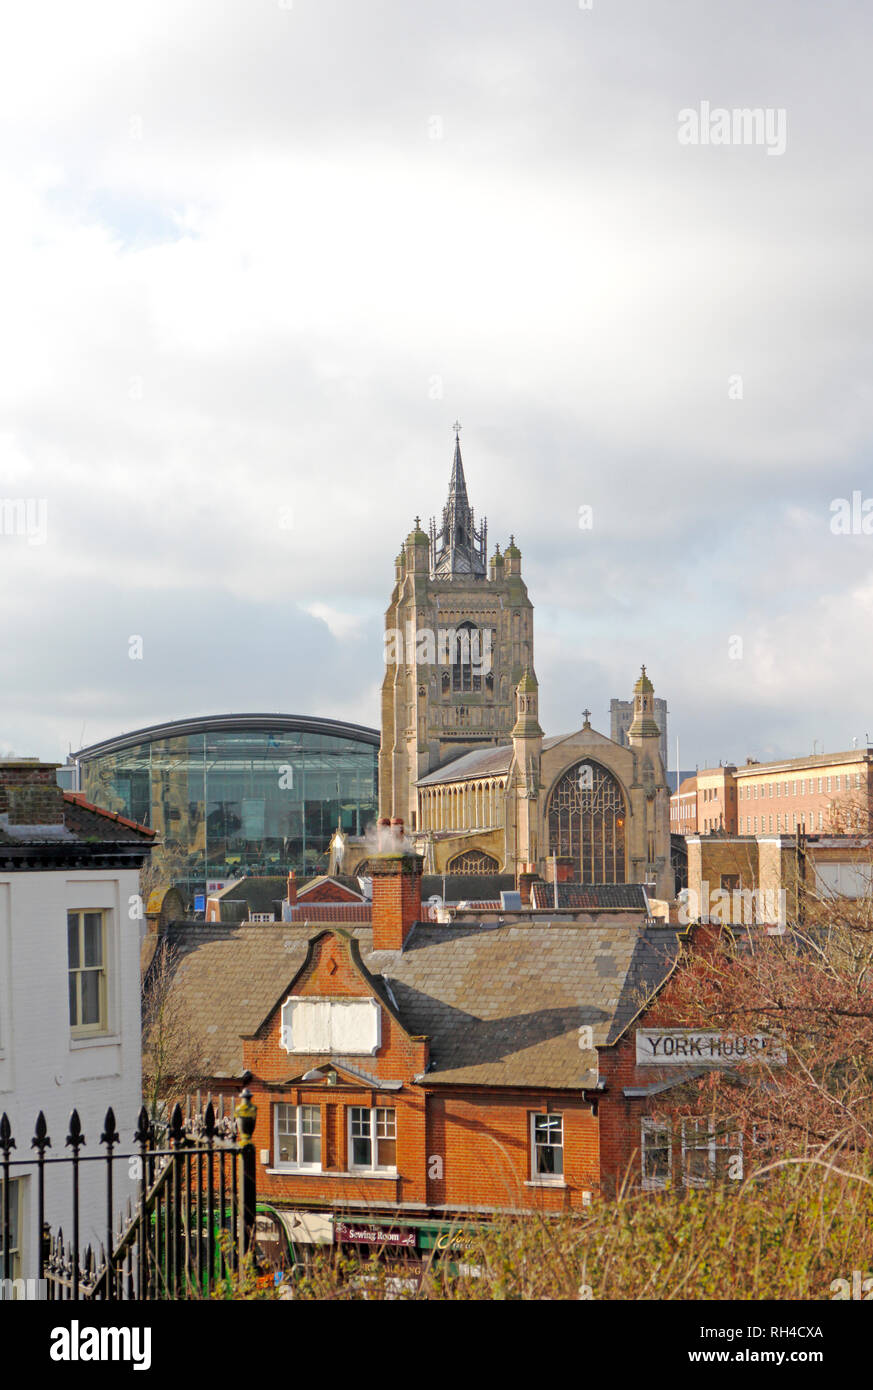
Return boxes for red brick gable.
[297,877,364,904]
[241,930,428,1085]
[292,930,372,998]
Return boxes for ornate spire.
[429,422,487,579]
[448,424,469,508]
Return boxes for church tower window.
[452,621,482,693]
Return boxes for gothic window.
[452,621,481,693]
[447,850,499,874]
[547,761,626,884]
[442,671,451,696]
[485,672,494,695]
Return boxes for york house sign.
[635,1029,787,1066]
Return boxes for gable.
[298,876,365,904]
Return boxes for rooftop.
[158,918,685,1088]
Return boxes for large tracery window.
[547,761,626,884]
[447,850,499,874]
[451,621,482,693]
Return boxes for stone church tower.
[379,426,534,827]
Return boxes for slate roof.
[421,874,516,902]
[0,794,155,862]
[0,795,154,846]
[529,883,650,911]
[160,919,684,1089]
[417,745,513,785]
[214,877,288,915]
[417,735,567,786]
[61,794,156,841]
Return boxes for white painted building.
[0,761,154,1285]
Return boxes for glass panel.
[643,1127,671,1180]
[277,1105,297,1163]
[376,1109,396,1139]
[683,1119,713,1184]
[376,1137,396,1167]
[78,726,378,886]
[67,914,80,969]
[352,1135,372,1167]
[301,1106,321,1135]
[81,970,101,1027]
[83,914,103,967]
[302,1133,321,1165]
[536,1143,561,1175]
[278,1134,297,1164]
[69,973,78,1026]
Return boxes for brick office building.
[670,776,698,836]
[671,749,873,840]
[156,850,698,1267]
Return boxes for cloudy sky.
[1,0,871,772]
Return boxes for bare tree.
[138,843,189,912]
[648,874,873,1179]
[141,940,207,1127]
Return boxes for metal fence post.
[31,1111,51,1285]
[0,1113,15,1282]
[235,1087,257,1264]
[65,1110,85,1301]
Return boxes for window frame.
[67,910,108,1038]
[680,1117,743,1188]
[0,1175,22,1282]
[348,1105,397,1174]
[641,1117,672,1190]
[273,1102,323,1173]
[529,1111,564,1185]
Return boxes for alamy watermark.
[830,1271,873,1300]
[384,623,492,675]
[678,102,787,156]
[680,881,787,930]
[0,1277,48,1299]
[830,492,873,535]
[0,498,48,546]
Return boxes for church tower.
[510,667,543,869]
[627,665,673,892]
[379,424,535,828]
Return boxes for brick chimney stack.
[287,869,297,906]
[0,760,65,825]
[370,825,423,951]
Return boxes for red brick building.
[159,854,698,1261]
[670,776,698,836]
[671,749,873,841]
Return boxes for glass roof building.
[70,714,378,887]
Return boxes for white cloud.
[0,0,871,764]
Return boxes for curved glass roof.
[72,713,379,760]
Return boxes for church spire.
[429,421,487,579]
[448,421,470,508]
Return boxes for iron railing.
[0,1087,257,1300]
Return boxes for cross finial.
[414,515,421,529]
[452,420,462,439]
[582,708,591,727]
